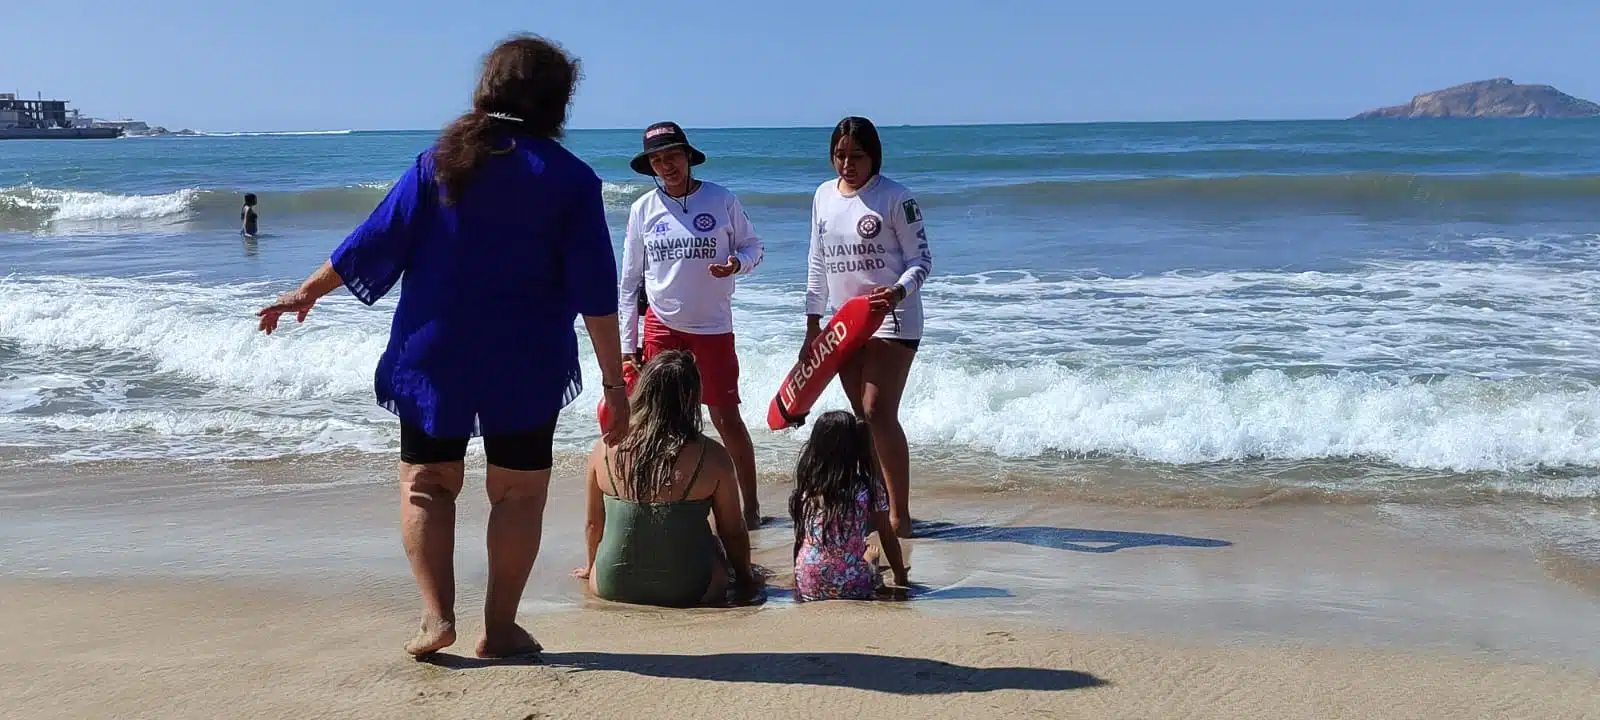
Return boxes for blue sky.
[5,1,1596,132]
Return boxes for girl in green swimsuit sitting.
[576,350,758,606]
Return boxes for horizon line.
[195,117,1375,135]
[179,115,1600,135]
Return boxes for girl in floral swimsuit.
[790,411,909,601]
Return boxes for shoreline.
[2,456,1598,718]
[3,459,1597,667]
[6,446,1597,507]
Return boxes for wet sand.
[1,458,1598,717]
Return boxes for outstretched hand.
[256,290,317,334]
[708,256,742,278]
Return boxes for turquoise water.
[2,122,1599,502]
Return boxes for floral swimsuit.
[794,481,889,601]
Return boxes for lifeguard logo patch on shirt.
[902,198,922,224]
[693,213,717,232]
[856,214,882,239]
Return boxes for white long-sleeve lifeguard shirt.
[619,181,764,352]
[805,174,933,340]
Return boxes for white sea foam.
[915,260,1600,379]
[900,365,1600,471]
[0,180,645,231]
[0,276,387,399]
[0,373,90,414]
[0,411,392,461]
[602,181,650,208]
[0,186,197,223]
[1,271,1597,495]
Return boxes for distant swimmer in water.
[240,193,259,237]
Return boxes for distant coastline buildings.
[0,92,121,139]
[1,90,193,139]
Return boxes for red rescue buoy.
[767,295,886,430]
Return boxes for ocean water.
[3,122,1600,506]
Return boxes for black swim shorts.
[399,416,558,471]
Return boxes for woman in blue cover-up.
[256,35,629,660]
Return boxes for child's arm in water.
[871,509,909,588]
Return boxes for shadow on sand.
[762,584,1015,604]
[422,650,1106,694]
[543,651,1106,694]
[913,521,1232,553]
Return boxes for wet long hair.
[433,34,579,205]
[615,350,704,502]
[829,116,883,178]
[790,410,881,545]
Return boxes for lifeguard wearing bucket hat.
[618,120,769,526]
[630,121,707,176]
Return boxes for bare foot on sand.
[405,615,456,657]
[476,624,542,660]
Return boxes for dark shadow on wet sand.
[544,651,1106,694]
[914,521,1232,553]
[417,652,546,670]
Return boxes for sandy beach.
[7,37,1600,719]
[4,577,1598,720]
[2,458,1598,718]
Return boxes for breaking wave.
[0,182,653,231]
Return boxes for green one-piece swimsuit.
[593,448,717,607]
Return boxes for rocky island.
[85,119,200,137]
[1351,78,1600,119]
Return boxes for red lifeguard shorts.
[641,309,741,408]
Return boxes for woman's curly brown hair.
[433,34,580,205]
